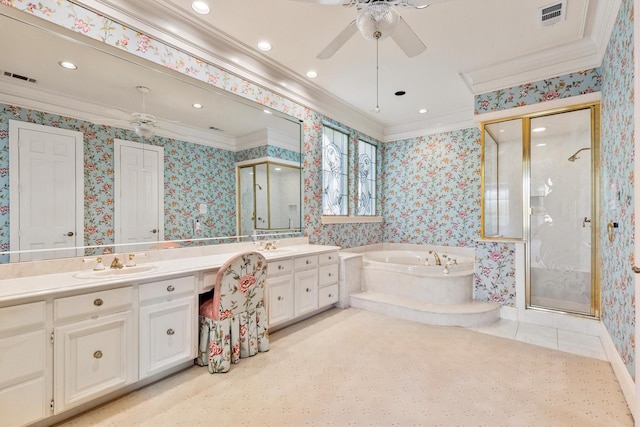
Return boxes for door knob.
[151,229,158,234]
[63,231,74,237]
[582,217,591,227]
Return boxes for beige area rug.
[58,308,633,427]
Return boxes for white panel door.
[114,140,163,252]
[9,120,83,262]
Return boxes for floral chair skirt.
[196,306,269,373]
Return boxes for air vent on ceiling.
[538,0,566,28]
[2,70,37,84]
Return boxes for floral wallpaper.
[381,128,481,247]
[600,0,635,379]
[235,145,301,164]
[474,68,602,114]
[0,103,237,260]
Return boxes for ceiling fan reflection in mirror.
[295,0,449,59]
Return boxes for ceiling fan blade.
[391,16,426,57]
[317,20,358,59]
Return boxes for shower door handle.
[582,217,591,227]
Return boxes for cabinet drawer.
[294,255,318,270]
[319,264,338,287]
[319,284,339,308]
[0,301,46,334]
[54,287,133,322]
[319,252,338,265]
[269,259,293,276]
[139,276,195,303]
[0,329,47,386]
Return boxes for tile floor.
[470,319,608,360]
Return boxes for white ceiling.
[4,0,620,142]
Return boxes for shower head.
[567,147,591,162]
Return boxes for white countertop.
[0,244,339,304]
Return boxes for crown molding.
[382,107,476,142]
[74,0,384,139]
[461,0,621,95]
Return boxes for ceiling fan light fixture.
[356,3,400,41]
[134,124,154,138]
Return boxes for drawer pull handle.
[328,256,333,260]
[328,294,333,298]
[93,298,103,307]
[166,328,175,336]
[306,288,310,292]
[306,260,311,265]
[278,265,284,270]
[167,285,175,292]
[277,296,283,301]
[93,350,103,359]
[328,273,333,277]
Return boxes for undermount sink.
[74,264,160,279]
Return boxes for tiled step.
[350,291,501,328]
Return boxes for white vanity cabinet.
[266,250,339,329]
[138,275,197,379]
[267,258,295,326]
[294,255,319,317]
[53,286,136,413]
[0,301,50,427]
[318,252,339,308]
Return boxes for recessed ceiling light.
[395,91,406,96]
[257,41,272,52]
[418,108,428,114]
[532,127,546,132]
[191,1,210,15]
[536,143,547,147]
[306,70,318,79]
[58,61,77,70]
[192,103,203,109]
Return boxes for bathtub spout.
[429,250,441,266]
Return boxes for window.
[322,125,348,215]
[357,139,376,215]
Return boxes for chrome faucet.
[429,250,441,266]
[110,256,124,269]
[264,241,277,250]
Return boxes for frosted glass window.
[357,140,376,215]
[322,126,348,215]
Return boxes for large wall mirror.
[0,8,303,263]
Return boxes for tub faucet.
[429,250,441,266]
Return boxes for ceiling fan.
[298,0,446,59]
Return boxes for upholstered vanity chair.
[197,251,270,373]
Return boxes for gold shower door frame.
[524,103,601,318]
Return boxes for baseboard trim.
[599,322,636,419]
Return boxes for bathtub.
[359,246,475,305]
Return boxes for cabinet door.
[0,329,49,426]
[295,269,318,317]
[54,311,136,412]
[139,296,196,379]
[267,274,294,326]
